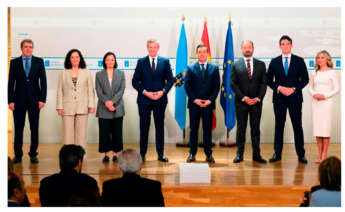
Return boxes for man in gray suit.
[230,40,267,163]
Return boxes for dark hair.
[318,156,341,191]
[279,35,292,45]
[102,52,118,70]
[196,44,208,53]
[20,39,34,48]
[8,172,23,199]
[64,49,87,69]
[66,187,101,206]
[59,145,85,171]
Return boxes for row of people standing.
[8,37,339,165]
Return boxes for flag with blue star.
[220,20,236,131]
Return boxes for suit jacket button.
[27,79,30,82]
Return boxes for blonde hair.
[314,50,333,71]
[146,39,159,47]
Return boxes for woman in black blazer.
[95,52,126,163]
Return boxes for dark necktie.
[246,59,251,79]
[152,58,156,72]
[201,64,205,79]
[24,58,30,77]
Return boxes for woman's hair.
[102,52,118,70]
[318,156,341,191]
[314,50,333,71]
[64,49,86,69]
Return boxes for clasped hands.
[194,99,212,107]
[243,97,260,105]
[278,86,295,96]
[105,101,116,111]
[312,93,326,101]
[144,90,164,100]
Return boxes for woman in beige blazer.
[56,49,95,149]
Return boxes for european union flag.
[220,21,236,131]
[174,22,188,130]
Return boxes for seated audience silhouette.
[310,156,341,207]
[39,144,99,206]
[101,148,165,206]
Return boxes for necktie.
[152,58,156,72]
[284,56,289,76]
[246,59,251,79]
[201,64,205,79]
[24,58,30,77]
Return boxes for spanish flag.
[200,20,216,131]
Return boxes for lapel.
[66,69,74,88]
[278,55,286,77]
[28,56,35,78]
[18,56,26,76]
[156,56,162,73]
[194,62,201,77]
[102,70,112,92]
[144,56,154,75]
[239,58,251,80]
[252,58,258,79]
[111,69,120,93]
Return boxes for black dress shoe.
[233,155,243,163]
[206,155,215,163]
[13,157,22,164]
[186,154,195,163]
[298,156,308,164]
[112,155,118,162]
[30,156,39,163]
[102,156,110,163]
[158,155,169,162]
[253,156,267,163]
[269,154,281,163]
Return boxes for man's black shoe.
[186,154,195,163]
[13,157,22,164]
[233,155,243,163]
[158,155,169,162]
[269,154,281,163]
[206,155,215,163]
[253,156,267,163]
[30,156,39,163]
[298,156,308,164]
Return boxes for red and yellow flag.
[200,20,216,131]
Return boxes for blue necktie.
[24,58,30,77]
[284,56,289,76]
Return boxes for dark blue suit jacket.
[267,54,309,104]
[184,62,220,109]
[8,55,47,107]
[132,56,174,105]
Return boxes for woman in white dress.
[309,50,339,164]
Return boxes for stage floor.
[11,143,341,187]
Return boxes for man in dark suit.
[39,145,100,206]
[8,172,26,207]
[184,44,220,163]
[132,39,174,162]
[267,35,309,163]
[231,40,267,163]
[101,149,165,207]
[8,39,47,164]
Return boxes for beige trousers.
[62,114,88,149]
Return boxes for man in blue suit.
[267,35,309,163]
[132,39,174,162]
[184,44,220,163]
[8,39,47,164]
